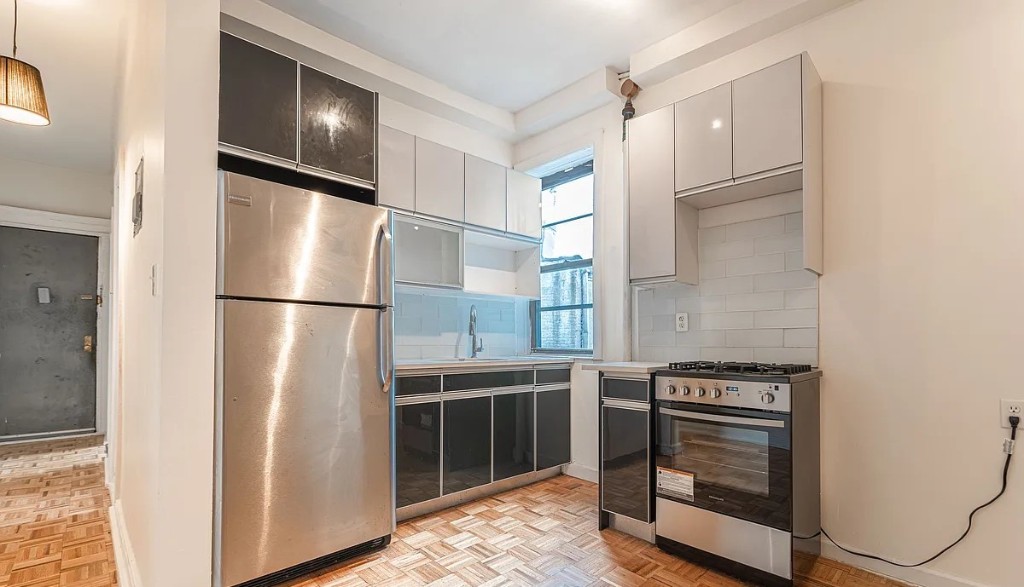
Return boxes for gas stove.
[656,361,821,411]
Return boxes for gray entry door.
[0,226,99,440]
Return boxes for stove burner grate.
[666,361,813,376]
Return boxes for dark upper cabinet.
[219,33,297,162]
[396,402,441,508]
[443,396,491,495]
[299,65,375,184]
[493,391,534,482]
[536,388,571,469]
[601,405,650,522]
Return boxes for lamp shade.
[0,55,50,126]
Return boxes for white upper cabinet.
[465,155,507,232]
[506,170,542,239]
[628,105,677,282]
[732,55,803,178]
[675,83,733,193]
[377,125,416,211]
[415,138,465,222]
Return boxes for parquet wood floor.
[0,438,909,587]
[287,476,911,587]
[0,435,117,587]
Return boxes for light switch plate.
[675,313,689,332]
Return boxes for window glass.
[532,166,595,353]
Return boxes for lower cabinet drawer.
[536,388,571,469]
[396,401,441,508]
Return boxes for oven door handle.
[659,407,786,429]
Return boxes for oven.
[655,401,791,532]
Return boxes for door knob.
[83,335,93,353]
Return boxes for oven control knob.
[665,385,677,395]
[761,392,775,404]
[680,386,691,396]
[695,387,706,397]
[710,387,722,398]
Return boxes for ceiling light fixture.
[0,0,50,126]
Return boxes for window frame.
[531,162,595,355]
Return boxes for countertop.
[581,361,667,375]
[397,357,577,372]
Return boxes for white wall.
[542,1,1023,585]
[0,157,112,219]
[110,0,219,585]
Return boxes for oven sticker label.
[657,467,694,502]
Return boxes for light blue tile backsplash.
[394,286,531,360]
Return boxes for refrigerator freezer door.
[218,299,393,587]
[218,171,393,306]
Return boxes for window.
[532,161,595,353]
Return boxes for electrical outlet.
[1000,399,1023,428]
[675,313,689,333]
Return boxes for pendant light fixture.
[0,0,49,126]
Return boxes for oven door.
[656,402,791,531]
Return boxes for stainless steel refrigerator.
[214,171,394,587]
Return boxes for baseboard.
[563,462,598,483]
[821,538,992,587]
[110,499,142,587]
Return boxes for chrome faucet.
[469,304,484,358]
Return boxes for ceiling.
[0,0,124,172]
[261,0,742,112]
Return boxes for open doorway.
[0,207,110,443]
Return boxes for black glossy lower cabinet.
[443,395,492,495]
[492,391,535,481]
[536,388,571,470]
[601,404,650,522]
[396,401,441,508]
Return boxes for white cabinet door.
[377,125,416,211]
[465,155,507,231]
[675,83,733,192]
[732,55,803,178]
[415,138,465,222]
[506,170,541,239]
[628,105,676,281]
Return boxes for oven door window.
[657,404,791,531]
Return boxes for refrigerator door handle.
[377,220,394,307]
[379,307,394,394]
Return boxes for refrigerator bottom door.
[217,299,393,587]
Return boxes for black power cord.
[797,415,1018,568]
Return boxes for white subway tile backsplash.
[726,254,786,277]
[785,251,804,271]
[700,276,754,296]
[785,212,803,233]
[638,204,817,365]
[698,226,727,245]
[701,312,754,330]
[701,240,754,262]
[754,347,817,365]
[726,329,784,348]
[701,347,754,362]
[784,328,818,348]
[726,292,785,312]
[395,288,525,359]
[701,296,727,312]
[755,232,803,254]
[700,260,727,280]
[725,216,785,242]
[754,309,818,329]
[784,289,818,309]
[754,270,818,292]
